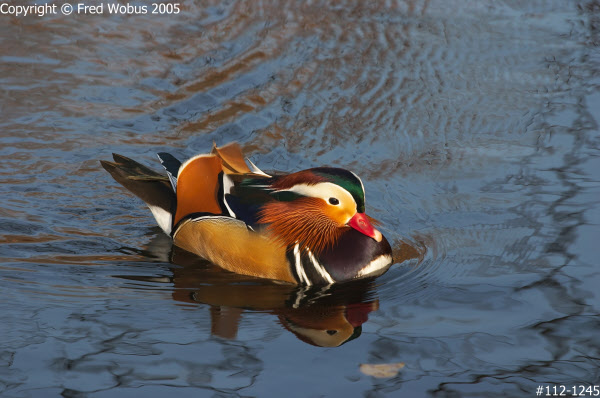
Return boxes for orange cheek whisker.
[257,198,342,254]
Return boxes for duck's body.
[101,143,392,285]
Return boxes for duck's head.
[258,167,384,253]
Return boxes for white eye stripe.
[277,182,356,211]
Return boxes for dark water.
[1,0,599,396]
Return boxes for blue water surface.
[1,1,599,397]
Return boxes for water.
[1,0,599,396]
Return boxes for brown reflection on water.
[0,234,65,244]
[15,254,145,266]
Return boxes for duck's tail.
[100,153,177,235]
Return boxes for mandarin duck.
[100,142,393,285]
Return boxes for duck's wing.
[172,142,274,226]
[211,142,270,177]
[198,142,277,227]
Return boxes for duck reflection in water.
[119,233,421,347]
[173,248,378,347]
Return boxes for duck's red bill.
[348,213,382,242]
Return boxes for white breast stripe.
[307,249,335,284]
[294,243,311,285]
[356,254,393,278]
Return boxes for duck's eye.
[328,197,340,205]
[326,330,338,335]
